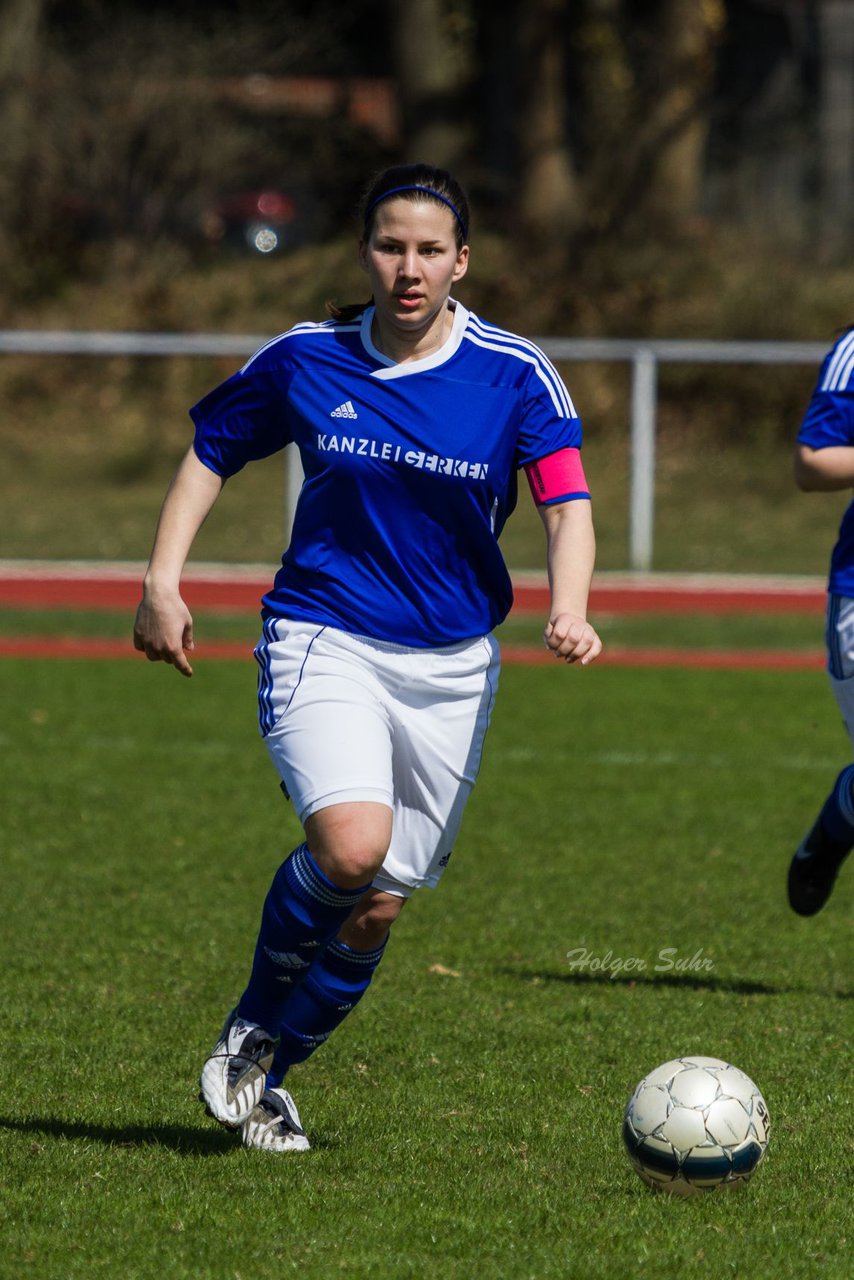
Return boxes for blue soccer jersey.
[191,300,588,646]
[797,329,854,597]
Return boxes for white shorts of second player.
[826,594,854,745]
[254,617,501,897]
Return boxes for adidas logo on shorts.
[331,400,358,419]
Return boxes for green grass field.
[1,651,851,1280]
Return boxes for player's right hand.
[543,612,603,666]
[133,591,195,677]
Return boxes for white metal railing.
[0,330,828,570]
[539,337,827,570]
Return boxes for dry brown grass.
[1,229,851,573]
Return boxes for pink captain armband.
[524,447,590,506]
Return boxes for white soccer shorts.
[254,618,500,896]
[827,594,854,745]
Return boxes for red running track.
[0,564,827,669]
[0,566,828,616]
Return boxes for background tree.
[0,0,47,285]
[633,0,725,225]
[0,0,847,312]
[817,0,854,249]
[466,0,723,248]
[389,0,475,169]
[571,0,725,242]
[514,0,580,239]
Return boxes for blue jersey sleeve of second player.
[190,366,293,478]
[797,390,854,449]
[797,332,854,598]
[798,332,854,449]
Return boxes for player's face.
[359,199,469,352]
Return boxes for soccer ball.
[622,1056,770,1196]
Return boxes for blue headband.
[364,185,468,240]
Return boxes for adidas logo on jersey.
[331,400,358,419]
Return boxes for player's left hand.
[543,612,603,665]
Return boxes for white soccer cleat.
[241,1086,311,1153]
[199,1010,276,1128]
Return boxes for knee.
[338,891,406,949]
[319,844,387,888]
[305,802,393,889]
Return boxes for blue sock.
[236,843,371,1034]
[818,764,854,849]
[267,936,387,1086]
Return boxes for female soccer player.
[789,326,854,915]
[133,162,602,1151]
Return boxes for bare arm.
[132,447,225,676]
[538,499,603,666]
[794,443,854,492]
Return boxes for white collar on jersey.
[361,299,469,379]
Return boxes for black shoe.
[787,821,849,916]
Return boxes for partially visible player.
[133,162,602,1151]
[789,326,854,915]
